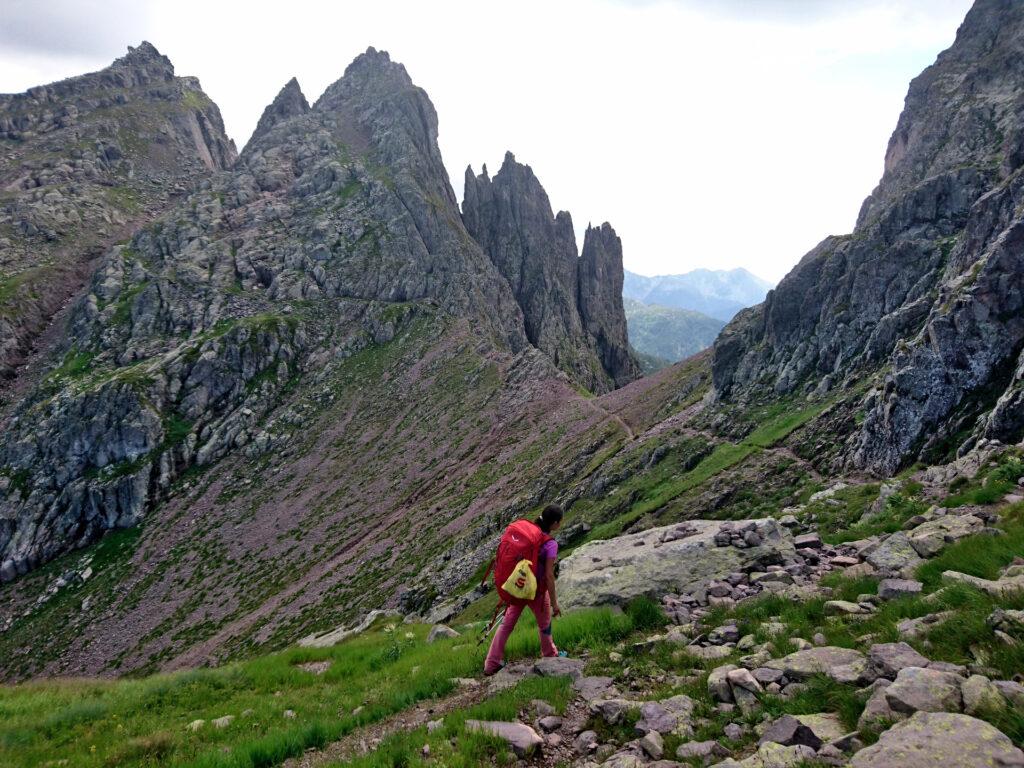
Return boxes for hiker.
[484,503,564,675]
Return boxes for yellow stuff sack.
[501,558,537,601]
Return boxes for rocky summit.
[714,0,1024,474]
[0,42,235,396]
[1,2,1024,767]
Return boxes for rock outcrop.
[556,519,795,610]
[712,0,1024,474]
[578,223,640,389]
[463,153,639,392]
[0,41,236,391]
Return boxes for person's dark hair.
[534,503,564,533]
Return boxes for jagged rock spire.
[580,222,642,388]
[247,77,310,148]
[463,152,639,392]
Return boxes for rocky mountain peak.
[247,77,310,148]
[713,0,1024,474]
[857,0,1024,227]
[579,223,641,388]
[463,154,639,393]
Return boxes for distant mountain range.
[623,298,724,372]
[623,267,774,322]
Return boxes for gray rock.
[590,698,635,726]
[994,680,1024,708]
[758,715,823,750]
[709,664,739,703]
[557,519,796,610]
[858,679,903,731]
[639,730,664,760]
[867,642,930,679]
[768,646,872,685]
[634,694,694,737]
[877,578,923,600]
[574,675,616,701]
[538,715,563,732]
[961,675,1005,715]
[533,656,584,679]
[884,666,963,714]
[574,729,599,755]
[677,740,730,764]
[908,516,982,557]
[866,533,924,574]
[465,720,543,757]
[426,624,459,643]
[851,712,1024,768]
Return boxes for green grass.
[916,502,1024,590]
[0,607,629,768]
[584,400,829,543]
[334,676,573,768]
[941,456,1023,508]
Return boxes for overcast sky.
[2,0,974,283]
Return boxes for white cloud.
[0,0,974,282]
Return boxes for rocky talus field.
[2,0,1024,766]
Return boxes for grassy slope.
[3,435,1024,766]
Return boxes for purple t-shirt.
[537,538,558,587]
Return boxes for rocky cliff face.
[579,223,641,388]
[463,153,639,392]
[0,42,236,395]
[0,46,533,582]
[713,0,1024,474]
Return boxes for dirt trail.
[282,662,538,768]
[583,397,635,441]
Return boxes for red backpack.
[485,519,551,606]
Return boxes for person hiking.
[484,503,564,675]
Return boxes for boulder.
[634,694,694,737]
[574,729,598,755]
[538,715,563,732]
[639,730,664,759]
[758,715,822,750]
[858,679,903,731]
[987,608,1024,634]
[851,712,1024,768]
[465,720,543,757]
[557,519,796,609]
[709,664,739,703]
[884,667,963,714]
[767,646,872,685]
[793,713,845,744]
[941,570,1024,598]
[590,698,636,726]
[867,642,930,679]
[533,656,584,679]
[714,741,817,768]
[907,516,982,558]
[961,675,1005,715]
[877,578,923,600]
[866,532,923,574]
[574,675,616,701]
[677,740,730,764]
[994,679,1024,708]
[426,624,459,643]
[825,599,872,615]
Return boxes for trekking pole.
[476,604,506,647]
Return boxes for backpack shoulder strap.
[480,555,496,588]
